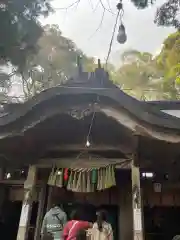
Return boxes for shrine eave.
[147,100,180,110]
[0,86,180,143]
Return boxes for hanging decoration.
[116,1,127,44]
[56,168,63,188]
[47,164,116,193]
[85,106,96,148]
[47,167,56,186]
[105,0,127,68]
[64,168,69,181]
[47,101,117,192]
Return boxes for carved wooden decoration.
[68,108,93,120]
[67,103,98,120]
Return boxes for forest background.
[0,0,180,102]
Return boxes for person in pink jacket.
[63,209,92,240]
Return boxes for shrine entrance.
[47,186,120,240]
[44,169,131,240]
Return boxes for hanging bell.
[117,24,127,44]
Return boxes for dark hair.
[96,210,107,232]
[76,229,87,240]
[71,208,84,220]
[172,236,180,240]
[51,197,60,208]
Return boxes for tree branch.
[55,0,114,14]
[88,8,105,39]
[55,0,81,10]
[99,0,114,14]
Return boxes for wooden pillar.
[17,165,37,240]
[0,168,4,180]
[119,180,133,240]
[131,163,144,240]
[34,183,47,240]
[0,168,6,214]
[46,186,53,211]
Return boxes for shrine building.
[0,62,180,240]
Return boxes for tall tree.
[0,0,53,69]
[113,50,164,100]
[156,31,180,99]
[131,0,180,29]
[19,24,96,99]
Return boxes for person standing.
[90,210,113,240]
[41,198,67,240]
[63,208,92,240]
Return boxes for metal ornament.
[117,24,127,44]
[68,104,97,120]
[68,108,92,120]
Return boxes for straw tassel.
[97,168,100,190]
[111,165,116,187]
[87,171,91,192]
[97,168,103,191]
[82,171,86,192]
[106,165,111,189]
[72,171,78,192]
[48,167,56,186]
[77,171,81,192]
[104,166,108,189]
[47,165,116,192]
[67,170,73,190]
[91,169,97,184]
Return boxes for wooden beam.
[119,182,133,240]
[100,106,180,143]
[46,186,53,211]
[131,135,144,240]
[47,144,132,154]
[34,184,46,240]
[36,158,131,169]
[0,180,43,185]
[0,168,4,180]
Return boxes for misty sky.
[41,0,175,64]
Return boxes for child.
[91,210,113,240]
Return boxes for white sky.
[41,0,175,64]
[8,0,176,99]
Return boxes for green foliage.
[20,24,96,98]
[112,32,180,100]
[131,0,180,29]
[5,28,180,102]
[0,67,12,102]
[112,50,164,100]
[0,0,53,69]
[19,28,180,101]
[156,31,180,99]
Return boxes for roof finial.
[77,55,83,75]
[97,59,101,69]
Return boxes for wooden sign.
[154,183,161,193]
[134,209,142,231]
